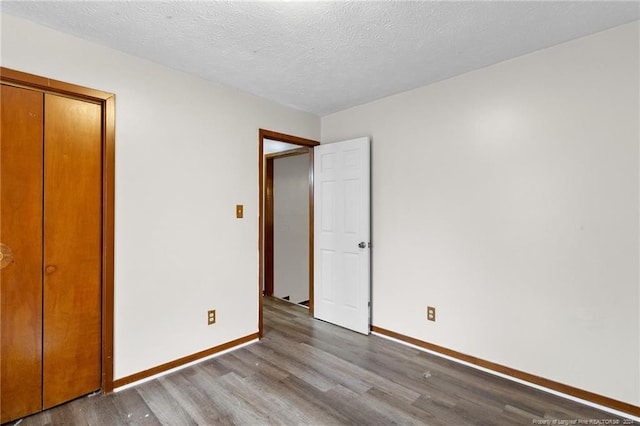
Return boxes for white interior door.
[314,137,370,334]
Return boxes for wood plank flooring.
[11,297,631,425]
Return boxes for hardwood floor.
[12,297,630,425]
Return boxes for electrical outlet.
[207,309,216,325]
[427,306,436,322]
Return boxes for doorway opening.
[266,148,310,305]
[258,129,319,337]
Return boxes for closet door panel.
[0,85,44,423]
[43,94,102,409]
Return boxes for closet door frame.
[1,67,116,393]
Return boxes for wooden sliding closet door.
[42,94,102,408]
[0,85,45,422]
[0,86,102,422]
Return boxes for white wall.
[273,153,310,304]
[322,21,640,406]
[0,13,320,380]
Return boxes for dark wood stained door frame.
[264,158,274,297]
[258,129,319,337]
[0,67,116,394]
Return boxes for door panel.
[314,137,370,334]
[0,85,44,423]
[43,94,102,408]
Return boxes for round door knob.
[0,243,14,270]
[358,242,366,249]
[45,265,57,274]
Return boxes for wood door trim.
[1,67,116,394]
[260,129,318,147]
[258,129,319,337]
[102,95,116,394]
[0,67,112,102]
[264,158,274,297]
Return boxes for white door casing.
[314,137,370,334]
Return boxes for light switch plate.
[236,204,243,218]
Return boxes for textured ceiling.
[2,1,639,116]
